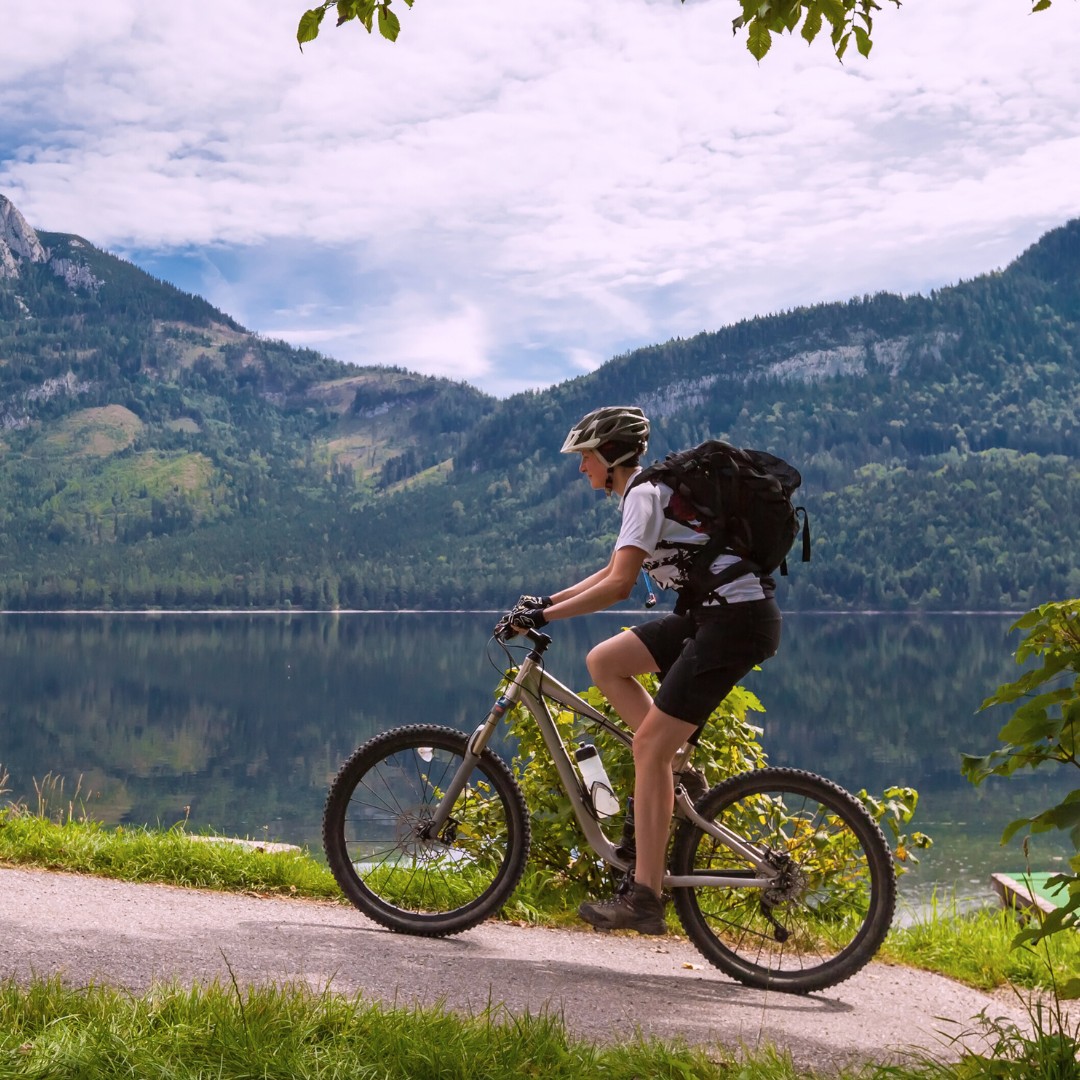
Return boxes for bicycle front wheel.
[323,723,530,937]
[670,768,896,994]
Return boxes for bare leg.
[586,630,659,732]
[631,705,698,895]
[587,629,696,896]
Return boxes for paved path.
[0,866,1035,1072]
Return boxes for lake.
[1,610,1073,909]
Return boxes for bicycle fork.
[419,661,530,839]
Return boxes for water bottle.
[575,744,620,819]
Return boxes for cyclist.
[498,405,782,935]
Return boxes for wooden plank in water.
[990,872,1069,917]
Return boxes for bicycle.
[323,626,897,994]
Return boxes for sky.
[2,1,1079,399]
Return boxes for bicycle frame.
[428,630,779,891]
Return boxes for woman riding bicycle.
[500,405,783,935]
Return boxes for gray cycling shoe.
[578,882,667,935]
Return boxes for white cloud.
[2,0,1079,396]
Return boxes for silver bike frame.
[429,631,778,891]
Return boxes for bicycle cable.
[485,629,546,685]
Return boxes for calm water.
[1,610,1073,907]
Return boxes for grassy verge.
[0,809,342,900]
[0,809,595,923]
[2,976,1077,1080]
[882,894,1080,995]
[0,976,816,1080]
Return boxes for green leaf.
[959,751,989,778]
[818,0,848,30]
[854,25,872,56]
[1002,815,1034,844]
[980,665,1052,709]
[353,0,376,30]
[747,19,773,60]
[998,698,1065,745]
[1032,0,1053,11]
[297,7,327,48]
[378,3,401,41]
[801,5,824,42]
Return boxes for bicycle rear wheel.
[670,768,895,994]
[323,723,530,936]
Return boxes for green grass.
[0,809,341,898]
[1,977,1077,1080]
[0,977,778,1080]
[881,894,1080,995]
[0,809,599,925]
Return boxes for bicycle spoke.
[324,725,530,935]
[671,768,895,993]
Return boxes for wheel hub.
[762,852,809,907]
[397,812,457,862]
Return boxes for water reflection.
[0,611,1072,905]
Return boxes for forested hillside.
[1,192,1077,611]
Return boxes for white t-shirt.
[615,472,769,605]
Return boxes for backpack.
[628,440,810,607]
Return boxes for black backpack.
[628,440,811,606]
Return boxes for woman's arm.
[544,545,647,621]
[548,551,617,603]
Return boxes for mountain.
[0,194,496,607]
[1,193,1078,611]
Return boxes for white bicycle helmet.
[560,406,650,468]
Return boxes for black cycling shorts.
[630,598,782,728]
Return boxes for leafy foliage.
[856,785,931,867]
[498,672,927,894]
[296,0,1054,62]
[731,0,900,61]
[499,673,768,894]
[298,0,414,49]
[962,599,1080,988]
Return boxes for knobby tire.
[670,767,896,994]
[323,723,530,936]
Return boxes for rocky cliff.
[0,194,48,278]
[1,194,103,292]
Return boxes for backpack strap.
[796,507,811,563]
[673,535,763,614]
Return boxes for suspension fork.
[421,650,539,836]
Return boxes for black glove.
[517,594,553,609]
[494,599,550,641]
[510,601,548,631]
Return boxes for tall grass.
[882,893,1080,994]
[0,976,832,1080]
[0,767,591,921]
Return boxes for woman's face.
[578,449,609,489]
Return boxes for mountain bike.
[323,627,896,994]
